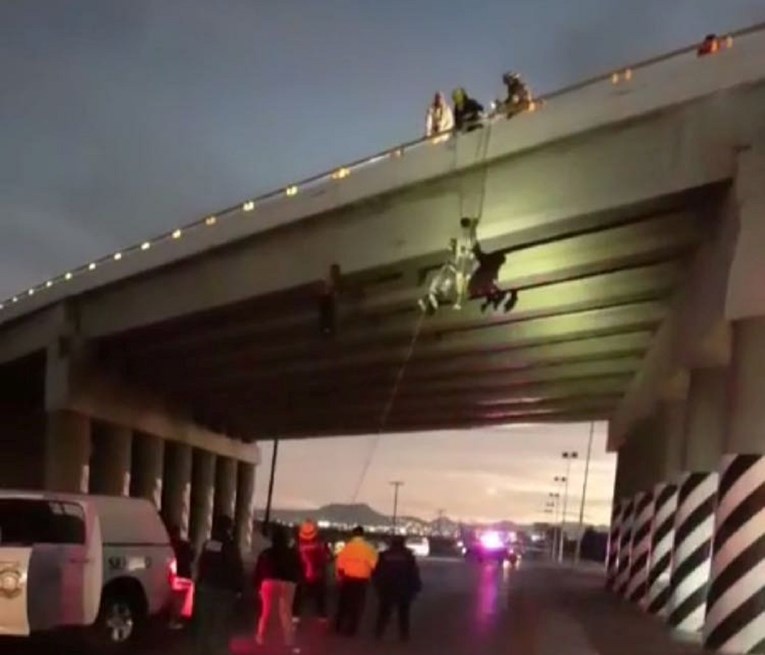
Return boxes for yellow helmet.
[452,87,466,105]
[299,520,318,540]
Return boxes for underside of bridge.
[95,185,721,440]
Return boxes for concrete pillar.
[89,422,132,496]
[622,423,656,605]
[646,402,685,617]
[613,434,640,596]
[161,442,193,539]
[704,318,765,654]
[235,463,257,553]
[44,410,91,493]
[130,432,165,508]
[668,368,726,635]
[214,456,238,519]
[190,449,216,549]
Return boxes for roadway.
[4,559,706,655]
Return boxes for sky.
[254,422,616,526]
[3,1,764,524]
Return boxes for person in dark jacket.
[194,515,244,655]
[373,536,422,642]
[295,520,331,620]
[499,72,531,118]
[452,87,484,133]
[253,524,303,650]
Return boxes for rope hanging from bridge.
[349,123,496,503]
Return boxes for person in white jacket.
[425,92,454,137]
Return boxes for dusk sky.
[3,2,764,524]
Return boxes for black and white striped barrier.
[704,454,765,654]
[626,490,654,604]
[614,496,635,597]
[606,499,623,590]
[646,481,678,615]
[668,471,718,633]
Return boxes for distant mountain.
[258,503,608,534]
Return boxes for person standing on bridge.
[452,87,484,133]
[373,535,422,642]
[426,92,455,137]
[335,526,379,636]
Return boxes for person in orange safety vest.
[334,526,379,636]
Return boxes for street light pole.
[559,451,579,562]
[575,423,596,564]
[548,491,560,559]
[264,436,280,528]
[390,481,404,533]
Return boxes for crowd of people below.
[425,71,533,137]
[170,514,422,654]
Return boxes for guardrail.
[1,22,763,317]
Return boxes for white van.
[0,490,175,649]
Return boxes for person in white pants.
[252,525,302,652]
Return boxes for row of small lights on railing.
[0,34,737,315]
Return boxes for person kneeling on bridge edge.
[498,71,532,118]
[194,515,244,655]
[373,535,422,642]
[452,87,484,133]
[335,525,379,636]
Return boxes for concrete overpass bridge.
[3,23,765,653]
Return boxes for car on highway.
[0,491,175,651]
[405,536,430,558]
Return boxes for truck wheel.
[91,592,143,651]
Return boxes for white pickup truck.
[0,491,175,650]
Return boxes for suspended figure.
[418,218,518,315]
[468,243,518,313]
[418,217,479,315]
[497,72,532,118]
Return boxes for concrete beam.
[200,356,640,400]
[125,217,694,359]
[75,82,763,339]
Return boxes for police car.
[0,491,175,650]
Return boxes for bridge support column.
[214,456,238,519]
[44,410,91,493]
[624,422,659,606]
[190,449,216,549]
[613,431,647,598]
[130,432,165,508]
[162,442,193,539]
[89,422,132,496]
[668,368,726,636]
[704,318,765,654]
[235,462,257,553]
[646,402,685,617]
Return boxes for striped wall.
[704,454,765,654]
[646,481,678,615]
[614,496,635,597]
[668,471,718,633]
[627,490,654,604]
[606,499,624,590]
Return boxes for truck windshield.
[0,499,86,545]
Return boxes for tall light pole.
[548,491,561,559]
[263,436,280,528]
[559,451,579,562]
[390,481,404,533]
[575,423,596,564]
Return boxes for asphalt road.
[1,558,707,655]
